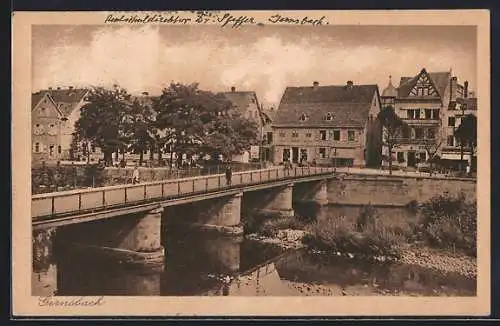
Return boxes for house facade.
[220,87,266,162]
[442,93,477,168]
[31,92,65,164]
[32,87,91,164]
[272,81,382,167]
[380,68,475,169]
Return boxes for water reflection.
[32,205,475,297]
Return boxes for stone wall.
[327,174,476,206]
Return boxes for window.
[91,144,96,153]
[35,142,40,153]
[415,128,424,139]
[251,98,256,104]
[427,128,435,139]
[397,152,404,162]
[325,112,333,121]
[292,131,299,138]
[407,109,414,119]
[58,145,62,154]
[320,130,327,140]
[279,132,285,137]
[432,109,440,120]
[49,145,55,156]
[305,133,312,138]
[419,152,426,162]
[447,135,454,146]
[49,123,55,128]
[448,117,456,127]
[332,130,340,141]
[425,109,432,119]
[319,148,326,159]
[407,109,420,120]
[299,113,307,121]
[347,130,355,141]
[414,109,421,119]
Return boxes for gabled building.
[380,68,475,169]
[272,81,382,167]
[31,92,65,163]
[31,87,90,164]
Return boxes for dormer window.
[325,112,334,121]
[299,113,308,121]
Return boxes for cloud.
[33,25,476,105]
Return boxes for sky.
[32,24,477,108]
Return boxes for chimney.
[231,86,236,92]
[464,81,469,98]
[450,76,458,102]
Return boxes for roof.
[220,91,259,111]
[381,76,397,97]
[273,84,378,128]
[33,88,89,117]
[397,69,451,99]
[31,93,46,110]
[31,92,61,114]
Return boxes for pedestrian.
[225,165,232,187]
[132,163,140,184]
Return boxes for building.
[31,87,90,164]
[272,81,382,167]
[442,91,477,169]
[380,68,475,169]
[219,86,267,162]
[31,92,65,164]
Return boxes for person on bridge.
[225,165,232,186]
[132,164,140,184]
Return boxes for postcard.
[12,10,490,316]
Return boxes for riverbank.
[245,228,476,279]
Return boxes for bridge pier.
[32,228,58,296]
[56,206,165,270]
[114,207,165,266]
[259,183,294,217]
[169,192,244,235]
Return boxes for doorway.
[407,151,416,167]
[282,148,291,162]
[292,147,299,163]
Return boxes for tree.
[454,114,477,169]
[74,85,133,166]
[153,82,259,166]
[204,111,260,162]
[377,106,406,175]
[125,98,156,166]
[423,128,444,172]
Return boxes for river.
[32,205,476,297]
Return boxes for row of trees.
[379,105,477,174]
[73,83,260,167]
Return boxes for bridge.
[32,166,337,277]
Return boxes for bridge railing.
[32,166,335,219]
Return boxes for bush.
[303,210,403,260]
[415,192,476,256]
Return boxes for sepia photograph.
[12,10,490,316]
